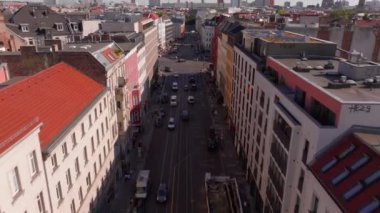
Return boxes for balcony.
[273,123,291,150]
[118,77,127,88]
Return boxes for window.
[21,24,29,32]
[103,146,106,157]
[350,154,369,171]
[343,182,363,200]
[66,169,72,189]
[294,87,306,107]
[72,23,79,31]
[93,162,97,175]
[8,167,22,196]
[91,137,95,154]
[332,169,349,185]
[294,196,300,213]
[28,150,39,176]
[86,173,91,188]
[321,157,337,173]
[107,140,111,152]
[51,154,58,169]
[70,199,76,213]
[101,123,105,138]
[56,182,63,201]
[89,115,92,127]
[104,98,107,108]
[99,103,103,113]
[71,133,77,148]
[95,108,98,120]
[78,187,83,203]
[105,117,109,131]
[62,142,68,158]
[36,192,46,213]
[28,38,34,45]
[310,98,336,126]
[302,140,309,163]
[96,130,100,145]
[56,23,64,31]
[75,158,80,177]
[81,123,85,137]
[310,195,319,213]
[298,169,305,192]
[99,154,102,166]
[83,146,88,164]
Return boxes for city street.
[143,31,248,213]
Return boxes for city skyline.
[275,0,359,6]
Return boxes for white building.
[232,30,380,213]
[0,62,118,213]
[201,19,217,50]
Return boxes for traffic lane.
[144,76,180,213]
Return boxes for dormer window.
[72,23,79,31]
[55,23,64,32]
[20,24,29,32]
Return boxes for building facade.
[0,62,118,213]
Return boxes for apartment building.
[201,19,217,50]
[139,18,158,90]
[0,4,84,51]
[0,62,118,213]
[232,30,380,213]
[215,20,244,124]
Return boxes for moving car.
[168,117,175,130]
[187,96,195,104]
[172,82,178,91]
[170,95,177,106]
[157,183,168,203]
[181,110,189,121]
[191,83,197,91]
[155,116,163,128]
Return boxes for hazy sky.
[275,0,360,6]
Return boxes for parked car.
[155,116,163,128]
[187,96,195,104]
[168,117,175,130]
[164,66,172,72]
[189,77,196,84]
[181,110,189,121]
[156,183,168,203]
[177,58,186,62]
[184,84,188,91]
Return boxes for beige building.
[0,62,118,213]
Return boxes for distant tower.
[231,0,239,7]
[201,0,204,4]
[321,0,334,8]
[358,0,366,9]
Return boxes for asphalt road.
[144,32,229,213]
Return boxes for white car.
[174,74,179,78]
[172,82,178,91]
[170,95,177,106]
[168,117,175,130]
[187,96,195,104]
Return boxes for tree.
[363,13,371,21]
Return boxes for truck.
[135,170,150,199]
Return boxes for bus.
[135,170,150,199]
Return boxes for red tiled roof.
[0,62,104,154]
[143,12,159,20]
[310,130,380,212]
[355,20,380,27]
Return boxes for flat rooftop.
[354,131,380,154]
[274,57,380,102]
[261,31,321,43]
[205,174,242,213]
[61,42,112,53]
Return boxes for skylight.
[321,157,337,173]
[338,144,356,159]
[332,169,350,185]
[343,182,363,200]
[358,198,380,213]
[350,154,370,171]
[364,170,380,185]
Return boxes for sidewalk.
[205,77,256,213]
[99,92,159,213]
